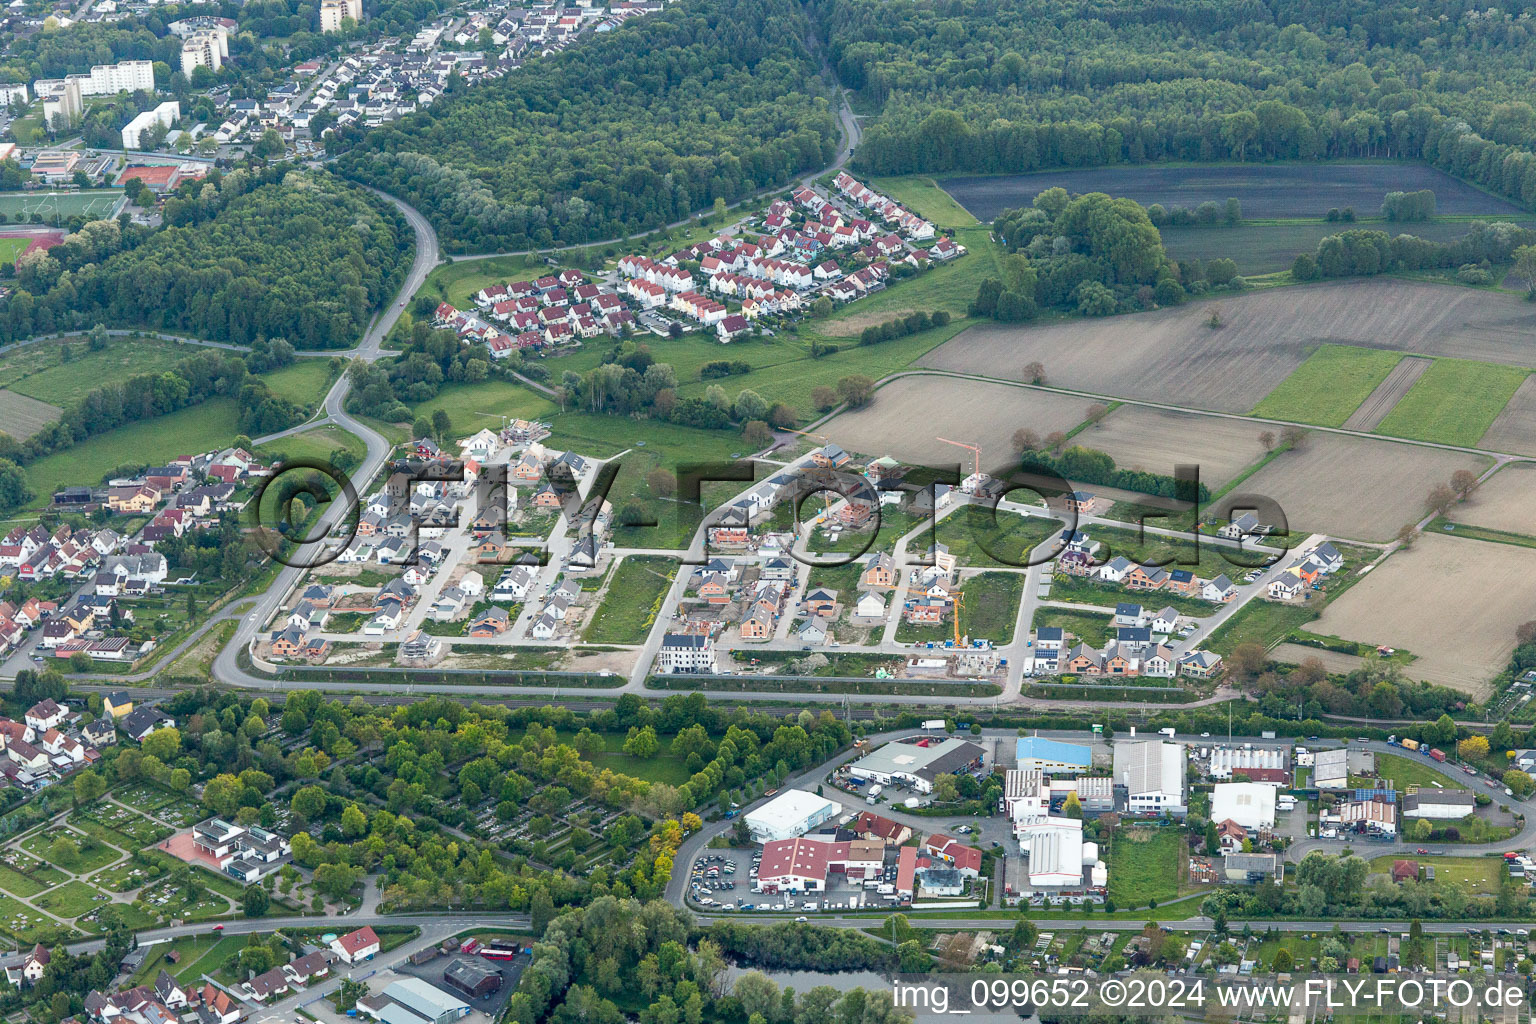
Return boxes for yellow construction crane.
[952,590,965,647]
[936,437,981,480]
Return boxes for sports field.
[1249,345,1405,427]
[0,237,28,264]
[0,190,126,221]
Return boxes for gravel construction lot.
[1303,533,1536,698]
[1445,462,1536,535]
[1206,433,1489,542]
[1341,356,1431,431]
[918,280,1536,413]
[0,388,61,439]
[940,163,1525,222]
[822,374,1091,472]
[1479,375,1536,457]
[1074,406,1267,487]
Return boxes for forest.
[0,168,411,348]
[826,0,1536,216]
[338,0,840,251]
[507,898,908,1024]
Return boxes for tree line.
[337,0,840,251]
[1291,220,1536,281]
[0,347,303,471]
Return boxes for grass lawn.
[554,728,695,785]
[895,570,1022,644]
[957,571,1025,644]
[406,377,560,434]
[1375,358,1530,446]
[1366,854,1503,894]
[20,397,243,511]
[0,335,206,407]
[936,505,1063,569]
[173,933,249,983]
[261,359,337,409]
[257,424,367,467]
[1106,827,1183,909]
[1365,751,1467,790]
[413,253,550,308]
[677,318,971,422]
[0,864,47,898]
[584,555,677,644]
[868,176,980,230]
[129,934,222,984]
[33,881,109,919]
[1249,345,1405,426]
[1203,595,1321,655]
[820,226,1001,333]
[1032,607,1115,647]
[0,237,29,264]
[21,832,122,874]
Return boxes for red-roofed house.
[922,834,982,877]
[329,926,379,963]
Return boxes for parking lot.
[686,846,909,914]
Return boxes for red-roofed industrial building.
[756,836,884,893]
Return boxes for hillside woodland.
[339,0,840,250]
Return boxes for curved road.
[209,187,439,691]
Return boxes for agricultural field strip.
[875,368,1535,463]
[1340,356,1432,432]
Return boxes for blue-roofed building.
[1016,736,1092,774]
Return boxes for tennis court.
[0,190,127,221]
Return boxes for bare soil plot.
[1445,462,1536,535]
[919,280,1536,414]
[940,163,1524,223]
[0,389,61,439]
[1270,643,1370,676]
[1342,357,1431,431]
[1479,375,1536,457]
[1206,433,1488,542]
[1074,406,1267,488]
[1302,533,1536,698]
[822,375,1090,471]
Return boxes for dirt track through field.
[1341,356,1431,430]
[919,280,1536,414]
